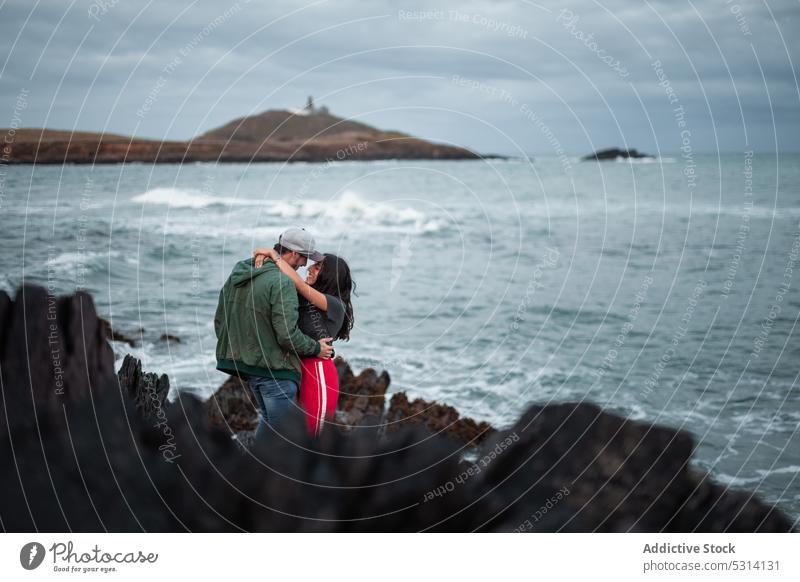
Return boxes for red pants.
[298,358,339,436]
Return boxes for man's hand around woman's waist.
[318,337,333,359]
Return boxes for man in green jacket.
[215,228,333,438]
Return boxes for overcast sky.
[1,0,798,155]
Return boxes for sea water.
[1,155,798,519]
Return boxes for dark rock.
[233,430,257,451]
[0,286,115,433]
[582,147,653,161]
[99,316,138,347]
[235,409,488,532]
[0,286,793,532]
[668,470,793,532]
[116,354,170,422]
[386,392,494,447]
[206,375,258,432]
[334,359,390,429]
[476,403,792,532]
[159,333,181,343]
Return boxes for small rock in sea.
[582,147,653,161]
[159,333,181,343]
[99,316,138,347]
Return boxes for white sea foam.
[147,189,445,237]
[132,187,250,209]
[41,250,139,282]
[44,250,138,268]
[261,190,434,229]
[613,156,662,164]
[714,465,800,487]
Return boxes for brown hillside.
[196,109,401,143]
[2,105,487,164]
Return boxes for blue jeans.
[244,375,298,439]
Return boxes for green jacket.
[215,258,320,384]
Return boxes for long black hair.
[312,253,355,341]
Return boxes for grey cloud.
[1,0,798,154]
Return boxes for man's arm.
[213,287,225,339]
[270,276,321,357]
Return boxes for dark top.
[298,294,346,342]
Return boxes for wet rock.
[668,470,793,532]
[99,317,138,347]
[386,392,494,447]
[476,402,793,532]
[0,286,115,433]
[233,430,257,451]
[206,375,258,432]
[159,333,181,343]
[334,359,390,429]
[0,286,793,532]
[117,354,170,422]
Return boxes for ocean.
[1,154,798,519]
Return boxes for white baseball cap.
[278,227,324,262]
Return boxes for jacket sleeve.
[213,287,224,339]
[270,276,321,357]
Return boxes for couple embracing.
[214,227,354,438]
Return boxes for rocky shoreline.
[0,285,794,532]
[205,357,495,448]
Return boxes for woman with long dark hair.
[253,246,354,436]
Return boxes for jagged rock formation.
[207,375,258,433]
[117,354,170,422]
[333,358,390,429]
[207,357,494,448]
[385,392,494,446]
[0,286,794,532]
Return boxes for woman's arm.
[253,248,328,311]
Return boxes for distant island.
[582,147,653,161]
[2,97,484,164]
